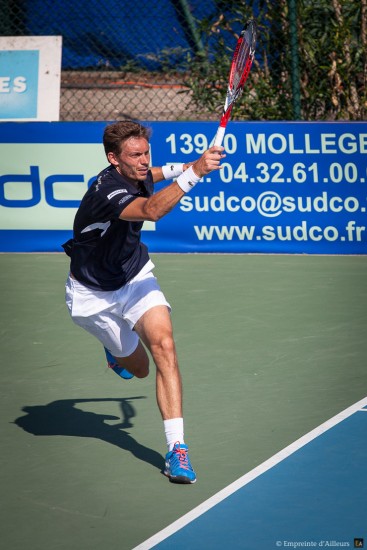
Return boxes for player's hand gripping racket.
[214,19,257,147]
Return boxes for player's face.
[108,137,150,182]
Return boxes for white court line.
[133,396,367,550]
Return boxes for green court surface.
[1,253,366,549]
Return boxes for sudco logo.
[0,166,96,208]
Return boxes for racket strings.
[229,26,256,95]
[233,41,251,87]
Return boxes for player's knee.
[116,347,150,378]
[151,334,176,363]
[133,357,150,378]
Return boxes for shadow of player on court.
[14,397,164,472]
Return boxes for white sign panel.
[0,36,62,121]
[0,141,155,232]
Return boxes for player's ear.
[107,152,118,166]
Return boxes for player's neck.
[114,165,140,187]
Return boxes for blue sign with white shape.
[0,50,39,118]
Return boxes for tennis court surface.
[1,253,366,549]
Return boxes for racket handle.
[213,126,225,147]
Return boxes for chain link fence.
[1,0,366,121]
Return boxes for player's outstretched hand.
[191,146,225,178]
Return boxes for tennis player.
[63,120,224,484]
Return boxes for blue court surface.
[135,398,367,550]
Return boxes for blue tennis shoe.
[104,347,134,380]
[164,442,197,484]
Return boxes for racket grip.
[213,126,225,147]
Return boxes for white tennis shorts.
[65,262,171,358]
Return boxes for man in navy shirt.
[64,120,224,483]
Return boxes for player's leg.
[134,305,182,420]
[134,305,196,484]
[105,340,149,379]
[79,311,150,379]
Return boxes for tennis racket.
[214,19,257,147]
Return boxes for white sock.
[164,417,185,451]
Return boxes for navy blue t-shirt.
[63,165,154,291]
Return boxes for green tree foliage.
[185,0,366,120]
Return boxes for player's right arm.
[119,146,225,222]
[150,162,194,184]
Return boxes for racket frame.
[214,19,257,146]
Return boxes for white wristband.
[176,165,201,193]
[162,163,185,180]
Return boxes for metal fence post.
[174,0,204,54]
[288,0,301,120]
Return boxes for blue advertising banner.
[0,121,366,254]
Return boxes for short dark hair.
[103,121,151,157]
